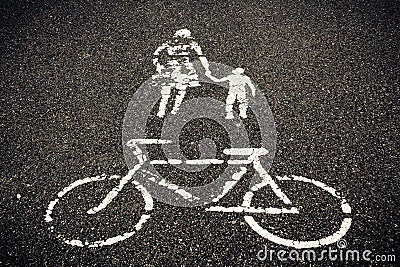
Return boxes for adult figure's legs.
[171,83,188,114]
[225,90,236,119]
[237,90,248,118]
[157,85,172,118]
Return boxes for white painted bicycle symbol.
[45,28,352,249]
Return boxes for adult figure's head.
[173,28,192,39]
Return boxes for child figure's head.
[232,67,245,75]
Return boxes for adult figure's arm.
[190,40,209,71]
[245,76,256,96]
[153,42,169,73]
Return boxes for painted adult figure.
[153,28,210,118]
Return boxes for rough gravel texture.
[1,0,399,266]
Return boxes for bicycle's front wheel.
[243,175,351,249]
[45,173,153,247]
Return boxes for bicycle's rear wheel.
[45,174,153,247]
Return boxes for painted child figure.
[206,68,256,119]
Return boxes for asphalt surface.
[1,0,399,266]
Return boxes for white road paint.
[242,174,352,249]
[127,139,200,201]
[251,151,292,205]
[86,140,155,214]
[153,29,209,118]
[206,206,299,214]
[276,175,291,181]
[211,167,247,203]
[203,147,351,249]
[63,214,152,248]
[245,216,352,249]
[150,160,169,165]
[46,138,352,249]
[185,159,224,165]
[223,148,265,156]
[168,159,183,164]
[45,172,154,247]
[45,199,59,222]
[206,68,256,119]
[45,174,114,222]
[126,138,172,146]
[152,28,257,120]
[45,140,160,247]
[150,158,224,165]
[341,200,352,214]
[44,28,352,249]
[139,169,200,201]
[87,167,142,215]
[227,159,252,165]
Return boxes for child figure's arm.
[205,71,229,82]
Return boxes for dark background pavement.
[1,0,399,266]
